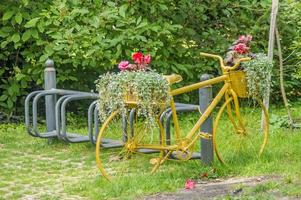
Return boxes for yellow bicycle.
[95,52,269,181]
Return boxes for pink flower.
[238,35,247,43]
[143,54,151,64]
[185,179,196,190]
[233,43,249,54]
[132,52,144,64]
[118,61,130,71]
[246,34,253,41]
[238,35,252,44]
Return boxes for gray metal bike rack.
[26,88,97,139]
[56,93,99,143]
[88,100,124,148]
[24,59,125,146]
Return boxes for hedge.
[0,0,300,116]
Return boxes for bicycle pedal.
[199,132,212,139]
[149,157,163,165]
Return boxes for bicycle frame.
[133,53,252,152]
[134,72,245,153]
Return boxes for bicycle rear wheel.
[95,109,162,181]
[213,97,269,164]
[95,110,127,181]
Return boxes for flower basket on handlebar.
[229,70,248,98]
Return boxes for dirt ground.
[142,176,298,200]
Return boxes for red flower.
[233,43,249,54]
[132,52,144,64]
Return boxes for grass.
[0,102,301,199]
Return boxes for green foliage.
[0,0,301,115]
[275,1,301,101]
[243,53,273,99]
[96,70,170,124]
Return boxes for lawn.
[0,103,301,199]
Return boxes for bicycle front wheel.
[213,97,269,164]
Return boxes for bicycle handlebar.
[200,52,251,71]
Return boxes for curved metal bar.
[159,109,171,129]
[129,109,136,137]
[90,102,124,147]
[88,100,98,144]
[122,113,128,142]
[46,88,97,96]
[174,103,199,108]
[25,90,43,137]
[60,93,99,143]
[32,89,88,137]
[93,104,99,144]
[159,103,198,129]
[165,107,199,145]
[55,95,73,140]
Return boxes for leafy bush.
[0,0,300,117]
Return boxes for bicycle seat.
[163,74,183,85]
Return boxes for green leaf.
[11,33,20,43]
[0,41,8,48]
[37,21,45,33]
[39,54,48,62]
[45,45,54,56]
[24,17,40,28]
[8,87,14,96]
[11,84,19,94]
[2,11,14,21]
[137,21,148,28]
[15,13,23,24]
[119,5,127,18]
[136,16,142,25]
[0,30,9,37]
[22,30,31,41]
[31,29,38,39]
[0,95,8,102]
[22,0,29,6]
[7,98,13,109]
[16,73,26,81]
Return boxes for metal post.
[199,74,213,165]
[44,59,56,136]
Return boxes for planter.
[229,70,248,98]
[123,74,182,107]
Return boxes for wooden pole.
[261,0,279,128]
[276,27,294,128]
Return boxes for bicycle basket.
[124,92,138,107]
[229,70,248,98]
